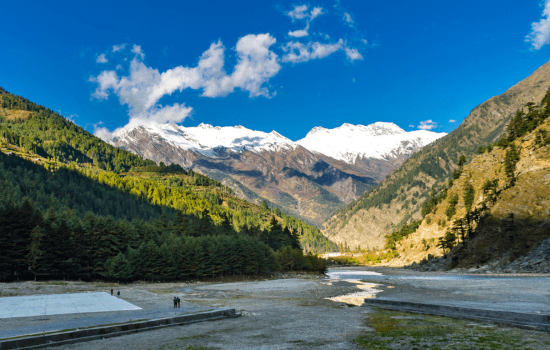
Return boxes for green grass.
[43,281,68,286]
[177,335,209,341]
[153,345,216,350]
[355,309,550,349]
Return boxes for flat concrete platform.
[0,292,140,319]
[0,309,236,350]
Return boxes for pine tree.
[463,183,475,212]
[26,225,44,280]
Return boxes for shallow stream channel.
[324,266,550,314]
[324,269,385,306]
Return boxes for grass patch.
[43,281,68,286]
[153,345,216,350]
[177,335,209,341]
[355,309,549,349]
[149,289,175,295]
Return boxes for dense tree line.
[130,162,186,174]
[0,151,172,221]
[384,220,422,249]
[0,186,327,281]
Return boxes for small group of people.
[110,289,120,297]
[173,296,181,308]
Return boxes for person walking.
[177,297,181,308]
[173,297,177,308]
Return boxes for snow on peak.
[297,122,446,164]
[334,122,405,136]
[305,126,327,137]
[109,120,446,164]
[112,122,296,157]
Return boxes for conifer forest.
[0,88,331,282]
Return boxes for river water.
[324,269,385,306]
[324,267,550,312]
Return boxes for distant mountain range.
[105,121,445,226]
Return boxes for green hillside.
[0,87,334,281]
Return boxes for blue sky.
[3,1,550,140]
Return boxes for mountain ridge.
[106,121,445,226]
[108,121,445,164]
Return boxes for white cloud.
[96,54,108,63]
[343,12,353,25]
[361,38,368,44]
[282,40,363,63]
[112,43,126,52]
[289,26,309,38]
[344,47,363,61]
[526,0,550,50]
[418,120,437,130]
[409,125,415,128]
[91,35,281,139]
[449,119,456,123]
[286,5,309,20]
[285,5,324,38]
[282,39,343,63]
[131,44,145,59]
[310,7,323,20]
[93,126,114,141]
[230,34,281,97]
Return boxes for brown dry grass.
[1,109,31,120]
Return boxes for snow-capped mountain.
[107,120,446,226]
[296,122,446,164]
[111,122,296,158]
[110,121,445,164]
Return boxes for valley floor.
[1,268,549,349]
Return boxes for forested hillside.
[323,61,550,250]
[0,87,334,281]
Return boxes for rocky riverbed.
[1,268,550,349]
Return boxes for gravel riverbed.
[2,268,550,349]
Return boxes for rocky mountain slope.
[107,122,444,226]
[323,61,550,250]
[383,89,550,272]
